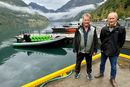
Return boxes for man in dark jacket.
[95,12,126,87]
[73,13,98,80]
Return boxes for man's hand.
[92,52,96,56]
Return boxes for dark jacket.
[100,23,126,57]
[73,25,98,55]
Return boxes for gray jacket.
[73,25,98,55]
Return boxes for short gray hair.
[82,13,91,19]
[108,12,118,19]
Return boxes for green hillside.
[73,0,130,21]
[0,0,49,28]
[91,0,130,21]
[0,0,28,6]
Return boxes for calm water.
[0,22,130,87]
[0,23,76,87]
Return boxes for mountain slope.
[0,0,48,28]
[56,0,103,12]
[91,0,130,21]
[0,0,27,6]
[29,2,55,13]
[73,0,130,21]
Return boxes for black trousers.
[75,52,92,74]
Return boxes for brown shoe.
[94,73,104,78]
[110,79,118,87]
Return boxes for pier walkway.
[46,58,130,87]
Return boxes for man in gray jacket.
[73,13,98,80]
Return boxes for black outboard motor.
[23,33,31,42]
[16,37,23,43]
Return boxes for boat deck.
[45,58,130,87]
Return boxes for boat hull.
[65,28,76,33]
[12,36,65,47]
[52,27,66,32]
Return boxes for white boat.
[12,34,66,47]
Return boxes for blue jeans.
[100,53,118,79]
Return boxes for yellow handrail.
[119,53,130,59]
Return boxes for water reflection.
[13,47,67,56]
[0,45,75,87]
[118,58,130,70]
[121,48,130,55]
[0,46,17,65]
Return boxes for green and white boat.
[12,34,66,47]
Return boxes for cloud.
[43,0,107,20]
[22,0,70,10]
[0,1,45,16]
[97,0,107,6]
[44,4,96,20]
[0,1,33,14]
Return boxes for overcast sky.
[22,0,70,10]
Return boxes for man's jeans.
[100,53,118,79]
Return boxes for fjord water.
[0,23,76,87]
